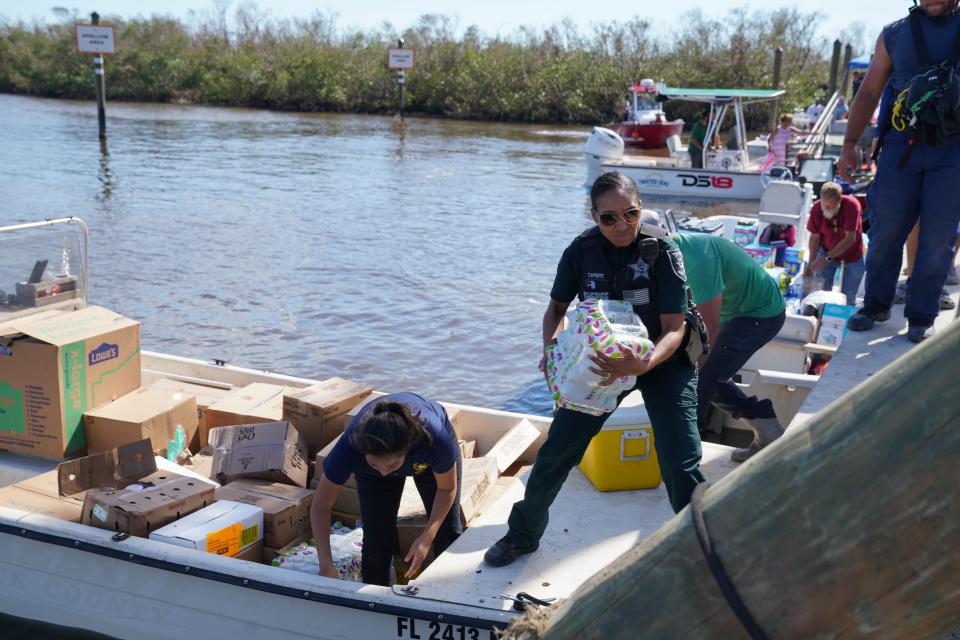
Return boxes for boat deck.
[411,442,738,611]
[790,278,959,430]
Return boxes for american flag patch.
[623,288,650,305]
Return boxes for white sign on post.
[388,48,415,70]
[75,25,118,55]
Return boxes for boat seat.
[665,135,690,167]
[758,180,806,217]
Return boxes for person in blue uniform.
[839,0,960,342]
[310,393,462,585]
[483,171,707,568]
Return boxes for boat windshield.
[0,219,88,324]
[634,93,659,112]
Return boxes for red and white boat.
[616,79,684,148]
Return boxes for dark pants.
[355,455,463,586]
[690,152,703,169]
[506,358,706,549]
[697,311,786,427]
[862,132,960,327]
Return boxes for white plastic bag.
[546,299,654,415]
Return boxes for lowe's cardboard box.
[202,383,292,448]
[282,378,373,455]
[215,479,313,548]
[0,306,141,458]
[150,499,263,557]
[208,421,308,488]
[58,438,215,537]
[83,386,198,455]
[0,469,86,521]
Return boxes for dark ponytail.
[349,401,432,456]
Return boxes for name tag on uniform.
[623,288,650,306]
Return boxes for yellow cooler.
[578,391,661,491]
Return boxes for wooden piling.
[828,39,842,96]
[503,319,960,639]
[841,44,854,98]
[768,47,783,131]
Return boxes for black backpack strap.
[910,7,932,66]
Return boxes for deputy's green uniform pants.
[507,358,706,549]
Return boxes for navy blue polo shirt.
[322,392,459,484]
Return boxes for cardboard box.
[149,499,263,557]
[0,305,141,458]
[57,439,216,537]
[83,386,198,455]
[264,529,313,564]
[202,383,292,447]
[484,419,540,474]
[216,479,314,548]
[313,434,341,473]
[234,540,263,563]
[185,450,214,480]
[208,421,308,488]
[282,378,372,454]
[147,378,231,444]
[458,457,499,525]
[458,440,476,460]
[0,470,85,521]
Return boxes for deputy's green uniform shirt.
[673,232,784,324]
[550,233,689,331]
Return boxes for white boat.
[585,88,790,202]
[4,214,930,639]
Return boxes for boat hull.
[617,121,683,148]
[597,162,765,200]
[0,515,507,640]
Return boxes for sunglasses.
[594,206,642,226]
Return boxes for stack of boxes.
[0,305,548,576]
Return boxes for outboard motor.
[584,127,625,187]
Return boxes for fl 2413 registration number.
[396,616,499,640]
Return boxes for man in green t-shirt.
[669,225,787,462]
[687,112,709,169]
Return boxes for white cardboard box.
[149,500,263,557]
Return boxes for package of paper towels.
[546,299,653,415]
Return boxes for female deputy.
[484,171,707,567]
[310,392,462,585]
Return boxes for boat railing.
[797,67,851,160]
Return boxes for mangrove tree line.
[0,5,868,127]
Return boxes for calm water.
[1,94,603,415]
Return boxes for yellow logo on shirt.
[412,463,430,474]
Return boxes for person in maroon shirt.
[804,182,866,305]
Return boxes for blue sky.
[3,0,903,51]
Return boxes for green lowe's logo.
[0,381,25,433]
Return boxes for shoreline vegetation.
[0,6,867,128]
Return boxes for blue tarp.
[848,54,871,69]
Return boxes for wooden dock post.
[841,44,854,98]
[503,319,960,639]
[768,47,783,132]
[828,39,842,96]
